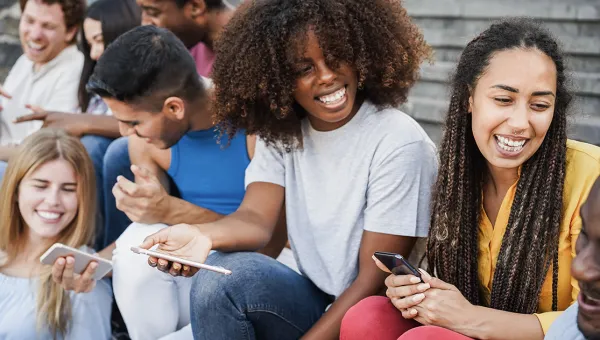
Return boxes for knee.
[340,296,394,339]
[104,137,129,164]
[190,252,266,313]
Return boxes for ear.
[65,26,78,44]
[188,0,208,18]
[162,97,186,121]
[468,95,474,114]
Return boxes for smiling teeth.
[27,41,44,50]
[38,211,60,220]
[319,87,346,104]
[496,136,526,152]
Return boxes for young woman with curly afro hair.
[341,18,600,340]
[137,0,437,339]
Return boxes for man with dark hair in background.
[137,0,235,77]
[0,0,85,172]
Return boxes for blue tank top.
[167,128,249,215]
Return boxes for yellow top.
[478,139,600,334]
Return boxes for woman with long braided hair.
[341,18,600,340]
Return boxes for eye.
[494,97,512,105]
[62,187,77,193]
[34,185,47,190]
[531,103,550,111]
[296,64,314,76]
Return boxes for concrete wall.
[1,0,599,144]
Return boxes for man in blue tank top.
[50,26,289,339]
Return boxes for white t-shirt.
[0,45,84,145]
[245,100,438,297]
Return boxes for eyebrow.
[92,33,102,40]
[491,85,556,97]
[32,178,77,186]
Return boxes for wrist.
[161,195,176,223]
[462,305,493,340]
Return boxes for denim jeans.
[80,135,114,249]
[102,136,133,248]
[190,252,333,340]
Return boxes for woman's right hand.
[372,256,433,319]
[139,223,213,277]
[52,256,98,293]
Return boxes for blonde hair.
[0,129,97,338]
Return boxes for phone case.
[374,251,422,279]
[40,243,112,281]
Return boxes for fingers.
[399,304,418,319]
[78,262,98,293]
[389,293,426,311]
[169,262,182,277]
[62,256,75,289]
[386,281,430,300]
[427,277,455,291]
[148,256,158,267]
[25,104,44,113]
[418,268,433,283]
[385,273,422,289]
[157,258,170,273]
[52,257,66,284]
[131,165,158,184]
[115,176,148,197]
[139,227,172,250]
[372,256,392,273]
[13,111,46,123]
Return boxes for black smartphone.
[374,251,422,281]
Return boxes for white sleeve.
[244,137,285,188]
[363,140,437,237]
[66,279,113,340]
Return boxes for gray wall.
[1,0,599,144]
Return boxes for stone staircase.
[0,0,20,82]
[402,0,600,145]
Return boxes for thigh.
[80,135,114,173]
[190,252,332,340]
[399,326,474,340]
[102,136,132,247]
[113,223,184,340]
[340,296,419,340]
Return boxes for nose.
[141,13,154,26]
[28,24,44,41]
[90,45,102,61]
[571,246,600,283]
[316,62,336,85]
[45,187,61,206]
[507,102,529,133]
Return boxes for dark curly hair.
[20,0,86,43]
[426,18,571,314]
[211,0,431,148]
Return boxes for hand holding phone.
[130,247,231,275]
[373,251,422,281]
[40,243,112,281]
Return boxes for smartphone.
[374,251,422,281]
[40,243,112,281]
[130,247,232,275]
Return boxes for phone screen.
[374,252,422,279]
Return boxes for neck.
[188,96,215,131]
[485,163,520,197]
[204,8,233,49]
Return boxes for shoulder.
[563,140,600,214]
[360,103,436,159]
[5,54,32,80]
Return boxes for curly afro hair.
[212,0,432,148]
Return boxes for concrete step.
[421,27,600,56]
[405,0,600,21]
[570,116,600,146]
[419,62,600,96]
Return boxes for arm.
[302,232,417,340]
[78,114,121,138]
[0,145,17,162]
[464,306,544,340]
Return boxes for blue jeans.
[80,135,114,249]
[190,252,333,340]
[102,136,133,248]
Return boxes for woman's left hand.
[411,276,479,333]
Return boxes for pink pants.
[340,296,474,340]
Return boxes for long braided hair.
[426,18,572,313]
